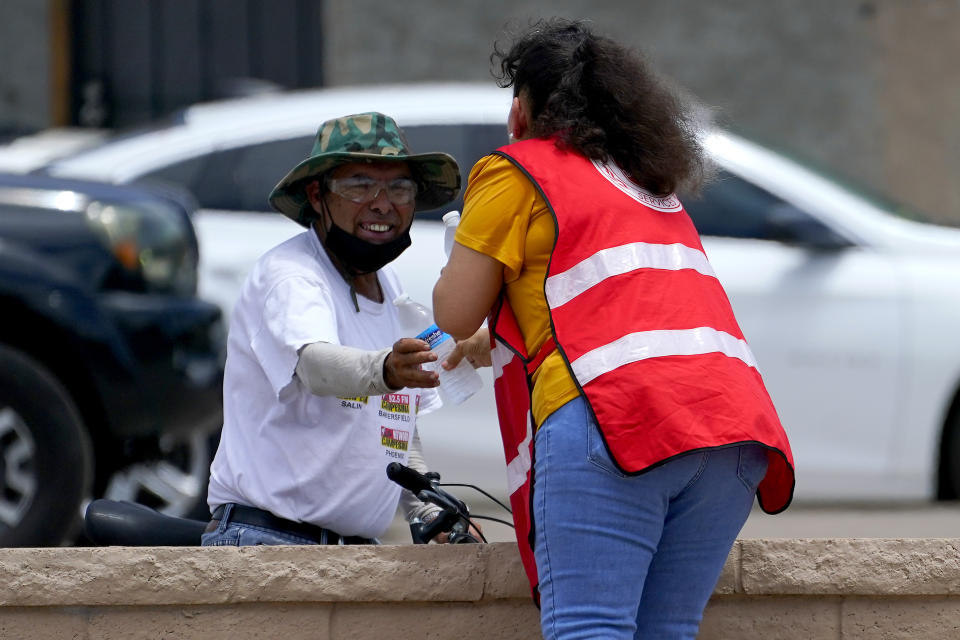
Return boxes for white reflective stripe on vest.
[505,415,534,494]
[490,342,534,494]
[491,342,514,381]
[545,242,716,308]
[570,326,759,385]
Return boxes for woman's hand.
[383,338,440,389]
[442,328,492,370]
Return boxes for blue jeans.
[533,397,768,639]
[201,504,321,546]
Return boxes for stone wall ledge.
[2,539,960,639]
[4,539,960,607]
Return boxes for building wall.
[876,3,960,226]
[1,1,958,224]
[0,0,52,136]
[323,0,960,226]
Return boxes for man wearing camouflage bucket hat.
[203,112,468,546]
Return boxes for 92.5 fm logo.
[380,393,410,413]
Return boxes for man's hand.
[442,328,492,370]
[383,338,440,389]
[430,516,484,544]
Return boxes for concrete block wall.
[3,2,960,224]
[701,538,960,638]
[2,539,960,638]
[323,0,960,227]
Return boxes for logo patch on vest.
[591,159,683,212]
[381,393,410,413]
[381,426,410,453]
[338,395,368,409]
[380,393,412,422]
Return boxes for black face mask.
[322,217,412,275]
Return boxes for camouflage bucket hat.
[268,112,461,226]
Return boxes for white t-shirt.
[207,230,441,538]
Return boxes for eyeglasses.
[326,176,418,206]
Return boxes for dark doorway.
[70,0,325,128]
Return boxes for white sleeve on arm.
[295,341,394,397]
[397,430,443,524]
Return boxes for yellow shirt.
[455,154,579,425]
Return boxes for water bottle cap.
[442,210,461,226]
[392,293,411,307]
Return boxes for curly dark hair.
[492,18,703,196]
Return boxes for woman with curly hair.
[434,18,794,639]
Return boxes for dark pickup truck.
[0,172,224,546]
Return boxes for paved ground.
[740,502,960,539]
[382,501,960,545]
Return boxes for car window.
[402,124,508,220]
[141,154,207,198]
[140,137,313,212]
[682,170,850,248]
[681,171,793,240]
[140,125,508,218]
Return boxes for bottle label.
[415,324,451,350]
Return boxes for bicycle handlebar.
[385,462,480,544]
[385,461,435,495]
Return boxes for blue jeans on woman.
[533,397,768,639]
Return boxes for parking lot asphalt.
[739,502,960,539]
[381,501,960,545]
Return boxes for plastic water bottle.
[393,293,483,405]
[442,210,461,259]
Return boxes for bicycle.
[83,463,512,546]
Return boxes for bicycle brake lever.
[416,488,465,515]
[411,509,461,544]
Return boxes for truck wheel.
[103,427,219,521]
[940,401,960,499]
[0,345,93,546]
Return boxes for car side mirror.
[764,204,853,251]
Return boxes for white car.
[0,128,108,172]
[42,83,960,504]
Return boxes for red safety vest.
[488,138,795,602]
